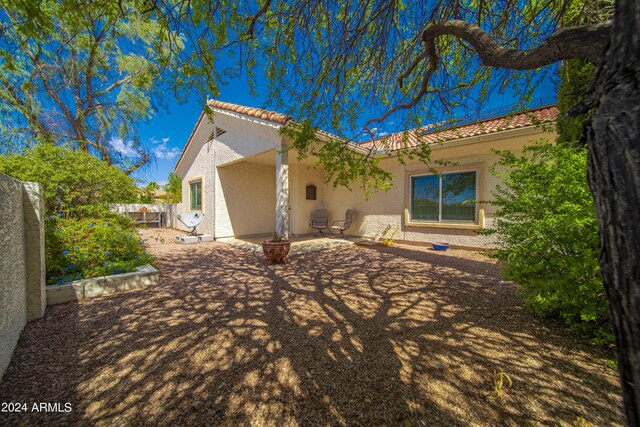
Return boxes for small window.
[411,171,476,222]
[190,180,202,211]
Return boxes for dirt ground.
[0,228,623,426]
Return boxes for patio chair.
[331,209,355,238]
[310,209,328,236]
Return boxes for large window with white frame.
[410,171,477,222]
[189,180,202,211]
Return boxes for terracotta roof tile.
[359,106,559,152]
[207,99,292,124]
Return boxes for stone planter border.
[45,264,159,305]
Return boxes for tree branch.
[247,0,271,39]
[422,19,612,69]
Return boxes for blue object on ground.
[432,242,450,251]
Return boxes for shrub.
[0,144,153,284]
[45,213,154,285]
[0,144,138,218]
[483,141,610,342]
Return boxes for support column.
[275,138,289,240]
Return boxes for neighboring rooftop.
[207,99,292,124]
[358,106,559,152]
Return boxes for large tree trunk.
[586,0,640,424]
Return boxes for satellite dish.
[178,212,204,235]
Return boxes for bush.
[483,141,610,342]
[45,213,154,285]
[0,144,153,284]
[0,144,138,218]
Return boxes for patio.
[217,233,357,255]
[0,228,623,426]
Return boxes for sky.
[130,67,558,186]
[131,75,267,186]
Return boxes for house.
[173,100,558,247]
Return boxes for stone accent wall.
[0,174,45,379]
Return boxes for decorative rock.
[85,401,102,415]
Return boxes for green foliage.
[0,144,138,217]
[0,0,183,173]
[282,121,394,195]
[556,59,595,144]
[0,144,151,284]
[139,181,159,203]
[163,172,182,204]
[45,213,153,286]
[482,141,609,341]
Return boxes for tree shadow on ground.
[0,229,623,426]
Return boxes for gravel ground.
[0,228,622,426]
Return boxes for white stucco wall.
[178,138,216,235]
[176,108,285,237]
[210,112,282,167]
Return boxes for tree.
[0,0,182,174]
[153,0,636,421]
[139,181,159,203]
[482,2,607,342]
[9,0,640,422]
[163,172,182,204]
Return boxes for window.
[190,180,202,211]
[411,171,477,222]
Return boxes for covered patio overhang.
[216,141,329,240]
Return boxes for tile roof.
[207,99,292,124]
[358,106,559,152]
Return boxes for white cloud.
[153,137,180,160]
[110,138,138,157]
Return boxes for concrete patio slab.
[218,234,358,256]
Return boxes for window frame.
[189,177,204,212]
[409,169,479,224]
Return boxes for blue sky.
[130,68,557,186]
[131,75,268,186]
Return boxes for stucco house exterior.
[173,100,558,248]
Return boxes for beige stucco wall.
[176,109,285,237]
[22,182,46,321]
[289,158,326,235]
[216,161,277,237]
[0,174,45,379]
[175,105,554,246]
[0,174,26,380]
[318,126,555,247]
